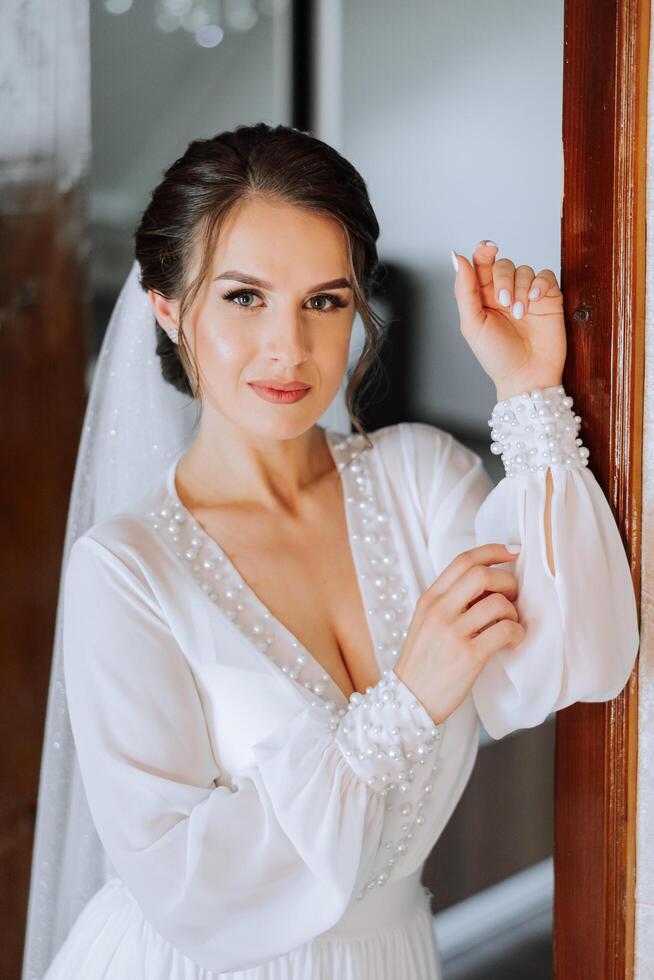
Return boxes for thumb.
[451,251,484,338]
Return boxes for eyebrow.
[212,270,353,292]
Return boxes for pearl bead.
[490,385,589,477]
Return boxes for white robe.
[45,387,640,979]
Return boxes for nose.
[263,307,310,367]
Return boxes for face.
[149,196,356,441]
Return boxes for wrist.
[495,378,564,402]
[489,385,590,477]
[334,671,440,792]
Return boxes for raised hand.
[451,241,566,401]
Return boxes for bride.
[22,122,640,979]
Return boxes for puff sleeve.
[411,383,640,740]
[62,534,441,973]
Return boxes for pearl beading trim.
[335,671,440,795]
[329,432,414,667]
[334,668,443,901]
[488,384,590,478]
[146,428,444,904]
[148,501,334,704]
[149,430,418,714]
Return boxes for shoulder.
[82,510,156,550]
[70,512,155,564]
[66,511,167,610]
[368,420,484,480]
[366,421,492,525]
[368,420,456,456]
[68,461,174,572]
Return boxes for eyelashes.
[221,288,349,313]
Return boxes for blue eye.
[221,289,348,312]
[309,294,347,311]
[223,290,261,308]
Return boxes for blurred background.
[5,0,565,976]
[90,2,563,976]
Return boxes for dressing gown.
[43,384,640,979]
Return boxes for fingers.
[527,268,561,305]
[462,243,562,321]
[471,241,498,291]
[444,563,519,618]
[425,543,519,599]
[460,590,519,638]
[470,241,515,308]
[471,618,526,661]
[511,264,536,320]
[452,250,486,339]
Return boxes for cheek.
[194,321,254,376]
[317,328,351,371]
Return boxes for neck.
[174,415,334,513]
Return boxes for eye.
[221,288,349,313]
[222,289,263,309]
[308,293,348,312]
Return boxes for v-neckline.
[157,427,413,711]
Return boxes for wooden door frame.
[555,0,648,975]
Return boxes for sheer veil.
[21,258,354,979]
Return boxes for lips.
[249,378,311,405]
[248,380,311,391]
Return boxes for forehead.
[211,196,350,280]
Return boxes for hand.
[394,543,525,725]
[451,241,566,401]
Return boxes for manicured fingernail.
[506,544,521,553]
[451,250,459,272]
[512,301,524,319]
[528,287,540,300]
[484,240,498,247]
[499,288,511,307]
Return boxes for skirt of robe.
[43,873,443,980]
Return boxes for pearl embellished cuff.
[488,384,590,478]
[334,668,442,795]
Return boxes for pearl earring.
[169,327,179,344]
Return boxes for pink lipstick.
[248,381,311,404]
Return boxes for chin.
[230,407,317,442]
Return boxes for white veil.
[21,259,353,979]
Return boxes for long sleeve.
[62,534,440,973]
[411,384,640,741]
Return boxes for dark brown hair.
[133,122,387,443]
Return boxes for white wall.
[90,0,564,439]
[331,0,564,433]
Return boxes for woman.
[29,122,639,979]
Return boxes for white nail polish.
[451,250,459,272]
[512,301,524,319]
[484,240,498,247]
[528,287,540,300]
[499,288,511,307]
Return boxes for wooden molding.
[555,0,648,975]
